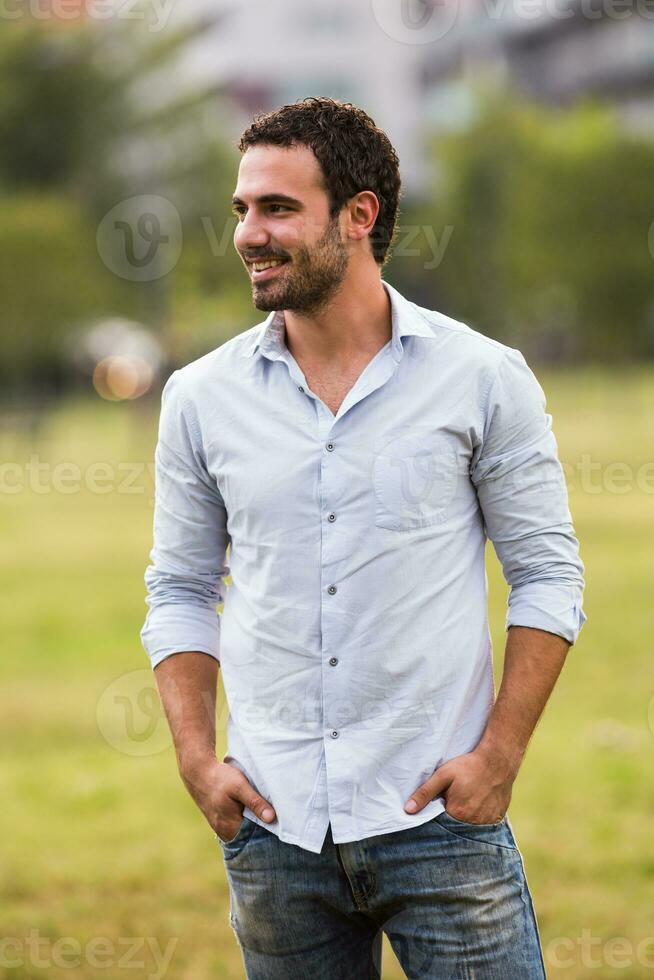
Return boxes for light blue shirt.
[141,279,587,854]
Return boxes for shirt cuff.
[506,583,587,646]
[140,604,221,669]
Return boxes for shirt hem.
[242,802,447,854]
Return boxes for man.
[141,97,586,979]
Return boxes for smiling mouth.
[247,257,290,282]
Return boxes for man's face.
[232,144,350,314]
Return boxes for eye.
[231,203,290,219]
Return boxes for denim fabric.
[218,813,547,979]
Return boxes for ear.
[344,190,380,245]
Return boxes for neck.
[282,266,392,367]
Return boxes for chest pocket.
[372,427,460,531]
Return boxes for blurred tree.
[0,15,246,391]
[0,193,137,392]
[399,96,654,363]
[0,15,235,217]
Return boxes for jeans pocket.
[216,815,255,855]
[441,809,506,829]
[435,809,518,853]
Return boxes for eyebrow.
[231,193,304,208]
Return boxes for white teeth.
[251,259,285,271]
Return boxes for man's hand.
[403,745,518,824]
[404,626,571,823]
[152,652,276,841]
[181,754,277,842]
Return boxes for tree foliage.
[397,96,654,362]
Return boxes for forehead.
[235,144,326,200]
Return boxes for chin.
[252,293,279,312]
[252,284,287,312]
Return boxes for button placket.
[321,428,346,777]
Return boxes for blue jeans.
[218,811,547,979]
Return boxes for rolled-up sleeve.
[470,348,587,646]
[140,370,230,669]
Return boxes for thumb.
[404,764,453,814]
[233,772,277,823]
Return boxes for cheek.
[292,213,330,249]
[273,223,304,252]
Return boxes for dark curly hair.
[238,96,402,268]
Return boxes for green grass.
[1,367,652,979]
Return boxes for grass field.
[1,367,652,979]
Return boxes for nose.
[234,210,269,254]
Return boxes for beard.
[250,214,349,315]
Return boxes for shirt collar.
[240,279,435,363]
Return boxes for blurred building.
[164,0,654,196]
[166,0,430,195]
[422,0,654,133]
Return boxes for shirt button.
[298,385,305,392]
[331,730,339,738]
[326,442,335,452]
[329,657,339,666]
[327,585,337,595]
[327,513,336,522]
